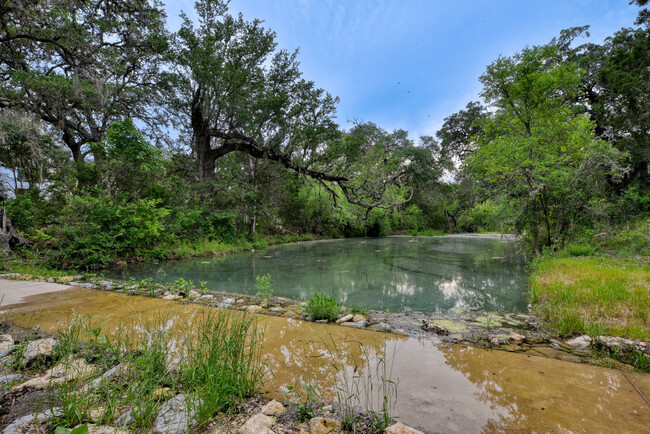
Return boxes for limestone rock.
[336,314,353,324]
[239,413,274,434]
[223,298,236,305]
[309,417,341,434]
[489,337,500,348]
[508,332,525,344]
[421,321,449,335]
[269,307,283,313]
[0,334,14,358]
[162,294,183,301]
[261,399,286,416]
[23,337,56,363]
[352,314,366,322]
[199,294,214,301]
[340,320,369,328]
[246,305,263,313]
[152,393,200,434]
[3,408,62,434]
[566,335,592,353]
[188,290,201,299]
[84,424,130,434]
[115,410,135,427]
[83,364,129,392]
[57,276,75,284]
[384,421,424,434]
[0,373,27,387]
[315,319,328,324]
[13,358,95,392]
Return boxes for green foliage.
[304,293,341,321]
[255,274,274,303]
[284,380,322,422]
[48,195,170,269]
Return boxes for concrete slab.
[0,279,72,307]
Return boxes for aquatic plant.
[255,273,274,304]
[304,293,341,321]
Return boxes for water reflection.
[108,235,528,313]
[2,288,650,432]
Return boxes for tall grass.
[45,308,264,431]
[531,257,650,340]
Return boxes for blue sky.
[165,1,640,139]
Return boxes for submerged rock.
[385,421,424,434]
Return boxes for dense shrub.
[304,293,341,321]
[48,195,169,269]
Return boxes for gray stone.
[304,316,313,322]
[223,298,235,305]
[199,294,214,301]
[246,305,263,313]
[369,322,392,332]
[84,364,129,392]
[489,337,500,348]
[315,319,328,324]
[115,410,136,427]
[240,413,274,434]
[340,320,368,328]
[23,337,56,363]
[421,321,449,335]
[3,408,62,434]
[566,335,592,352]
[69,282,97,289]
[0,344,14,358]
[0,373,27,387]
[188,290,200,299]
[269,307,283,312]
[336,314,353,324]
[152,394,200,434]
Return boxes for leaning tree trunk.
[0,209,31,251]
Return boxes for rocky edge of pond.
[0,321,425,434]
[2,272,649,371]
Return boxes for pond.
[108,234,529,313]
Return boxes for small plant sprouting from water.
[255,273,273,304]
[304,293,341,321]
[331,337,399,432]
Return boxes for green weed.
[304,293,341,321]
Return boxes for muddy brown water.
[2,287,649,433]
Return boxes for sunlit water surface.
[108,235,528,313]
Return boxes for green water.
[108,235,529,313]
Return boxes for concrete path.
[0,279,72,307]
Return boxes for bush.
[304,293,341,321]
[48,195,169,269]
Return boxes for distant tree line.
[0,0,647,267]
